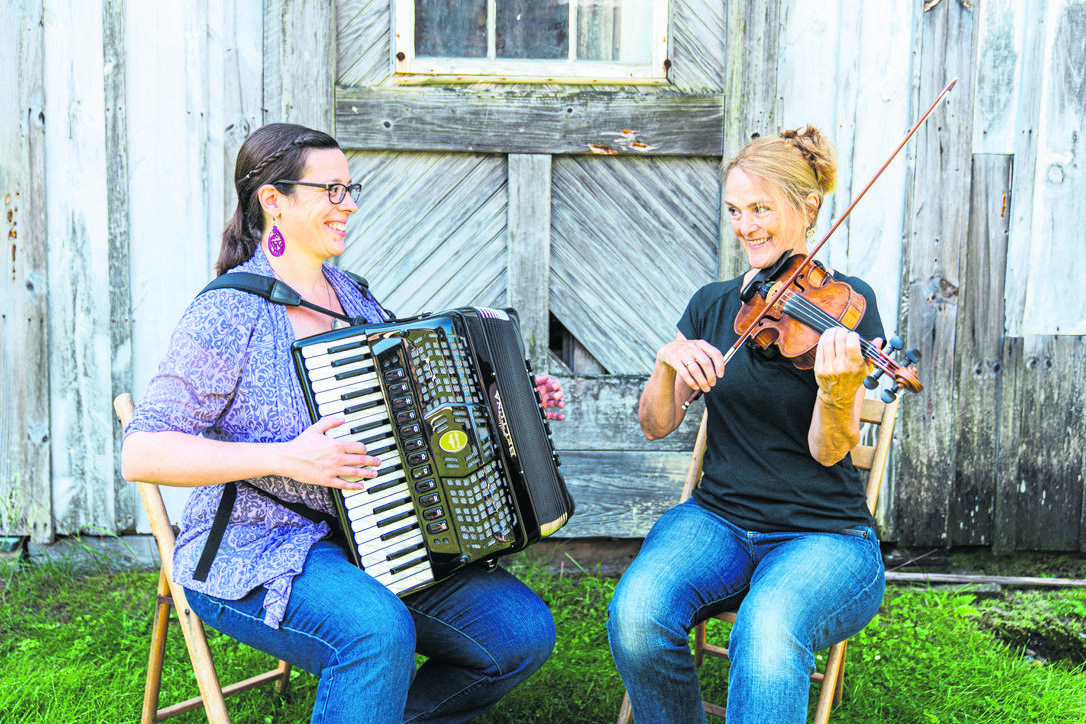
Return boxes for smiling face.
[271,147,357,262]
[725,167,817,271]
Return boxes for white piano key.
[348,500,415,536]
[382,564,435,596]
[354,521,423,558]
[300,334,369,359]
[313,377,379,406]
[342,486,410,515]
[304,348,374,372]
[358,533,425,571]
[307,357,375,383]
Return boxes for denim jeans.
[607,498,885,724]
[185,539,555,724]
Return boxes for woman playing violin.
[607,126,886,724]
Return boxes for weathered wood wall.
[2,0,1084,555]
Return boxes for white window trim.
[392,0,670,85]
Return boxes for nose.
[340,193,358,213]
[738,211,759,236]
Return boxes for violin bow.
[682,78,958,409]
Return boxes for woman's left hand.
[813,328,877,406]
[535,374,566,421]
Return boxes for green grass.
[2,556,1086,723]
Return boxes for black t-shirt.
[677,270,885,533]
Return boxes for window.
[393,0,669,84]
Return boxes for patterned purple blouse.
[126,249,387,628]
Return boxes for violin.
[735,253,922,402]
[679,79,956,410]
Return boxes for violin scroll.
[863,335,923,401]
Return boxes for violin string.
[772,288,893,370]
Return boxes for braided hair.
[218,123,340,275]
[723,126,837,227]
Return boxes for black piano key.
[331,353,370,368]
[380,522,420,542]
[328,339,365,355]
[368,475,406,495]
[377,509,415,528]
[389,554,430,576]
[373,497,412,516]
[386,542,426,562]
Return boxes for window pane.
[578,0,652,63]
[415,0,487,58]
[496,0,568,60]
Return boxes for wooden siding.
[1,0,51,541]
[4,0,1086,555]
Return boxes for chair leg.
[273,659,292,696]
[616,690,634,724]
[170,585,233,724]
[832,640,847,705]
[142,570,172,724]
[693,621,707,667]
[813,641,847,724]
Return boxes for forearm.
[121,430,290,487]
[638,361,689,440]
[807,386,864,466]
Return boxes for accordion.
[291,307,574,597]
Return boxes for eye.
[754,204,770,214]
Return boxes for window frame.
[392,0,670,85]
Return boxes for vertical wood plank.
[0,0,52,542]
[264,0,336,131]
[1004,0,1048,336]
[103,0,136,532]
[223,0,264,227]
[43,0,115,535]
[719,0,781,280]
[993,336,1023,555]
[971,0,1025,154]
[1009,336,1086,550]
[894,0,976,547]
[1020,0,1086,334]
[951,154,1012,546]
[507,154,552,374]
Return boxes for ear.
[804,192,821,226]
[257,184,282,217]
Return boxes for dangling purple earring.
[268,219,285,257]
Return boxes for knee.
[495,594,556,677]
[728,608,811,678]
[607,578,685,660]
[337,595,417,671]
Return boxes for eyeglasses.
[274,179,362,205]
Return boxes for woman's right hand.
[658,336,727,394]
[279,416,383,490]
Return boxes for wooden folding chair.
[616,395,899,724]
[115,393,292,724]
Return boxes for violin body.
[735,256,866,370]
[734,253,922,399]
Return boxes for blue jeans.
[185,540,555,724]
[607,498,885,724]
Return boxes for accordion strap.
[192,481,344,582]
[198,270,395,323]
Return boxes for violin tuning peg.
[880,388,898,403]
[905,348,920,364]
[864,374,880,390]
[888,335,904,351]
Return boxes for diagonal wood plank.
[340,151,508,316]
[551,155,720,373]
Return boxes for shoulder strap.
[199,271,395,324]
[192,481,344,582]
